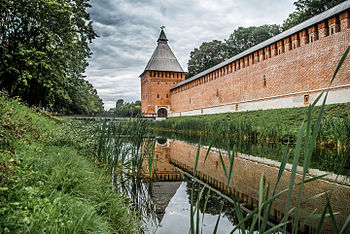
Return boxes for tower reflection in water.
[142,138,184,223]
[141,138,235,234]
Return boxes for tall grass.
[115,175,159,232]
[95,117,155,178]
[151,103,350,149]
[0,93,139,233]
[93,116,166,232]
[188,46,350,233]
[318,116,350,149]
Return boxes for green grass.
[156,127,350,176]
[151,102,350,149]
[0,92,139,233]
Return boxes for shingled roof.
[140,29,184,76]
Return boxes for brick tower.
[140,28,185,117]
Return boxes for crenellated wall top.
[171,1,350,92]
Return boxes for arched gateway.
[157,108,167,118]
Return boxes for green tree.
[187,40,228,78]
[67,79,104,115]
[113,99,141,117]
[116,99,125,107]
[225,25,281,58]
[187,25,281,78]
[282,0,346,31]
[115,99,124,116]
[0,0,98,114]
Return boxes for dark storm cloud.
[85,0,296,109]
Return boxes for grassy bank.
[0,94,138,233]
[151,103,350,149]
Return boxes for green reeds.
[95,117,155,177]
[188,46,350,233]
[151,97,350,149]
[144,139,156,179]
[318,116,350,149]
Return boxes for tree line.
[186,0,346,78]
[103,99,141,117]
[1,0,345,115]
[0,0,104,115]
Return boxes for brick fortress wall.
[169,11,350,117]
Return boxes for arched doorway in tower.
[157,108,167,118]
[156,137,167,145]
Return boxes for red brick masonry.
[169,11,350,116]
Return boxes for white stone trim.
[169,85,350,117]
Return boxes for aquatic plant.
[188,46,350,233]
[95,117,155,177]
[150,102,350,149]
[318,116,350,149]
[143,139,156,179]
[115,175,159,232]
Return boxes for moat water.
[117,135,350,233]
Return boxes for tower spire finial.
[157,26,168,42]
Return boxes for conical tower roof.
[142,29,184,75]
[157,29,168,42]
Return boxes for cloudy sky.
[85,0,296,109]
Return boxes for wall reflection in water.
[140,138,237,233]
[169,139,350,233]
[133,137,349,233]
